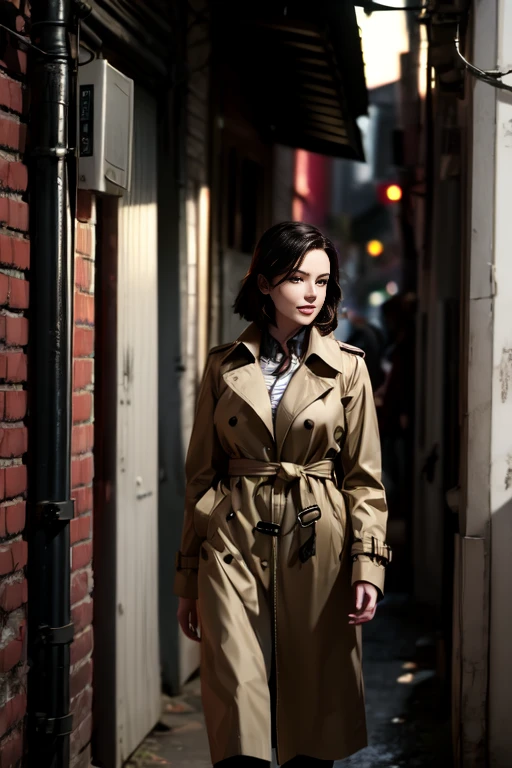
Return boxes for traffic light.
[376,182,402,205]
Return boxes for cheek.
[274,283,299,308]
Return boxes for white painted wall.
[488,1,512,763]
[116,88,160,764]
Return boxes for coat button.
[223,554,234,564]
[334,426,343,442]
[260,559,268,570]
[226,510,235,521]
[304,419,314,430]
[229,416,238,427]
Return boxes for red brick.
[76,190,93,223]
[71,599,93,634]
[0,198,28,232]
[0,78,20,113]
[0,725,23,765]
[0,116,22,151]
[0,273,8,305]
[74,293,94,326]
[70,710,92,759]
[75,256,93,293]
[72,541,92,572]
[0,427,27,457]
[71,570,89,605]
[4,391,26,420]
[70,627,93,667]
[72,393,92,424]
[76,224,92,257]
[0,539,27,575]
[0,637,22,673]
[4,465,26,498]
[71,486,93,516]
[0,351,27,382]
[0,160,26,192]
[73,359,93,390]
[0,391,5,418]
[5,502,25,534]
[71,455,94,488]
[70,687,92,733]
[5,316,28,347]
[71,424,93,455]
[70,658,93,700]
[70,514,91,545]
[73,327,94,357]
[0,691,26,740]
[12,238,28,270]
[0,578,26,611]
[8,277,28,309]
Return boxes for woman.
[174,222,392,768]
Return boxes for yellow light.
[366,239,384,257]
[386,184,402,202]
[386,281,399,295]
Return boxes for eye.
[317,279,328,286]
[288,276,302,283]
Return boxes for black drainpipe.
[27,1,76,766]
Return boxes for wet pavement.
[126,594,452,768]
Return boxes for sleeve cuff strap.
[175,551,199,571]
[350,534,392,565]
[352,555,386,600]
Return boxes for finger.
[349,607,377,625]
[355,584,364,611]
[178,612,201,642]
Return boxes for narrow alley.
[127,594,451,768]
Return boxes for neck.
[267,320,302,348]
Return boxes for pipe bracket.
[35,713,74,737]
[39,622,75,646]
[34,499,75,523]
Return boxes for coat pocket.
[193,482,230,540]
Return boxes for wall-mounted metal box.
[78,59,134,196]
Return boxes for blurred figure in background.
[346,309,386,392]
[376,293,416,585]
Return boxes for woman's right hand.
[177,597,201,642]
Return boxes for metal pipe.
[27,1,75,766]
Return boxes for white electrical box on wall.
[78,58,134,196]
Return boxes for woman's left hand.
[348,581,378,625]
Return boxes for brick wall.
[70,190,95,768]
[0,1,30,765]
[0,6,96,763]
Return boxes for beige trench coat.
[174,323,391,765]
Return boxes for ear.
[257,274,271,295]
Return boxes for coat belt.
[228,459,334,562]
[227,458,334,513]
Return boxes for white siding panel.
[116,88,160,764]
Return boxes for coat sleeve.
[340,355,392,598]
[173,354,227,599]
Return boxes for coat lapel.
[221,324,274,438]
[275,327,343,455]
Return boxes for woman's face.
[258,248,331,333]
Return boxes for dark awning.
[214,0,368,160]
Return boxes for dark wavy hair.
[233,221,342,335]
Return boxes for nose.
[305,282,317,302]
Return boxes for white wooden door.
[116,88,160,764]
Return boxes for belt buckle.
[254,521,281,536]
[297,505,321,528]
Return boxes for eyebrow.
[292,269,330,278]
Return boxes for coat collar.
[220,323,343,450]
[222,323,344,377]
